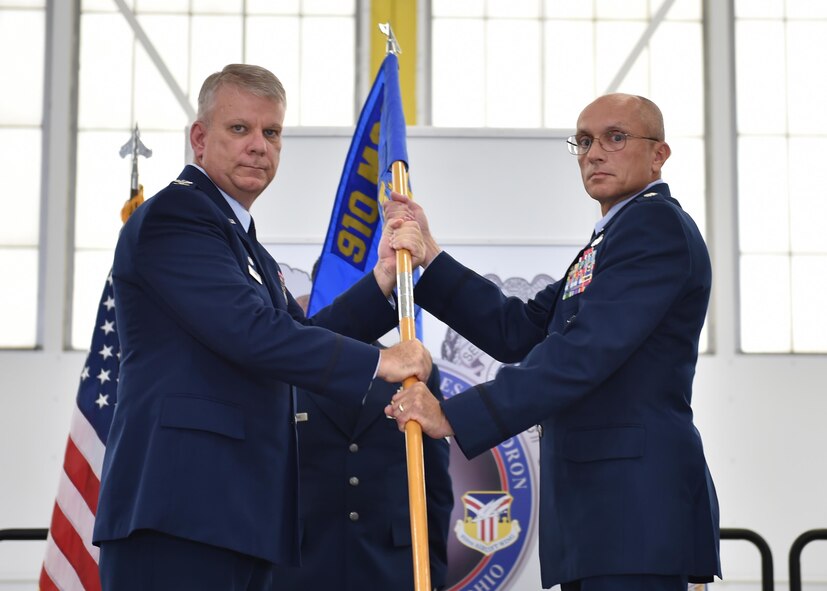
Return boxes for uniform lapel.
[307,394,360,437]
[179,166,287,309]
[245,220,288,309]
[544,183,674,330]
[352,384,393,439]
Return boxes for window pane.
[135,0,189,11]
[737,137,789,253]
[245,16,300,126]
[544,0,592,18]
[668,0,702,21]
[595,21,649,94]
[486,19,541,127]
[82,0,129,11]
[787,0,827,18]
[665,137,706,237]
[734,0,783,18]
[134,15,191,130]
[0,9,44,125]
[740,254,791,353]
[0,3,43,349]
[432,18,485,126]
[0,0,45,6]
[791,255,827,351]
[0,128,41,245]
[192,0,242,13]
[736,5,827,352]
[72,251,117,351]
[735,21,786,134]
[189,15,243,96]
[0,249,38,348]
[650,22,703,136]
[78,13,134,129]
[299,17,354,125]
[247,0,299,14]
[596,0,647,19]
[544,20,595,129]
[786,20,827,134]
[487,0,539,18]
[301,0,354,15]
[787,137,827,252]
[433,0,484,18]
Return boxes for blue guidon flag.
[308,53,419,324]
[377,52,409,203]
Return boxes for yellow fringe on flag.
[121,185,145,224]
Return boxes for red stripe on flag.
[49,505,102,591]
[38,568,60,591]
[64,437,100,513]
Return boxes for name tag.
[248,264,262,284]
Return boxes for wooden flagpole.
[380,23,431,591]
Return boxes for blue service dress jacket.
[276,366,453,590]
[92,165,399,567]
[413,184,721,588]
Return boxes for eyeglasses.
[566,130,660,155]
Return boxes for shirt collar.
[593,179,665,235]
[192,164,252,232]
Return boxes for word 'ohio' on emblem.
[456,490,522,555]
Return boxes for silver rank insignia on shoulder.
[591,233,604,247]
[643,192,658,197]
[171,179,192,186]
[295,412,309,423]
[248,264,262,284]
[247,256,255,267]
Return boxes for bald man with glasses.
[383,93,721,591]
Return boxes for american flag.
[39,271,119,591]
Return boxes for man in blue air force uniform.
[92,64,431,590]
[276,365,452,590]
[386,93,721,591]
[275,266,453,590]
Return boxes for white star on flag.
[100,320,115,335]
[97,368,111,384]
[95,394,110,408]
[99,344,114,360]
[103,295,115,311]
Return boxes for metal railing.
[0,524,799,591]
[721,527,774,591]
[0,529,47,542]
[789,529,827,591]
